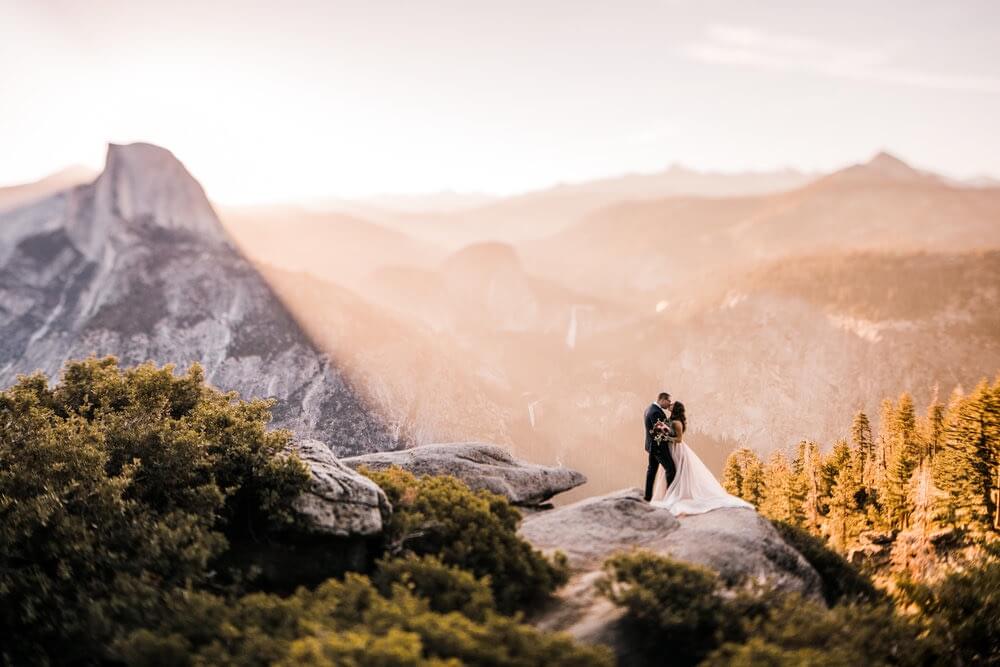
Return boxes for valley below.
[2,144,999,500]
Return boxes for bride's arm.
[672,420,684,442]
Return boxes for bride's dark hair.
[670,401,687,430]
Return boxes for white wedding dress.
[651,439,754,515]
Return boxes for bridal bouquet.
[650,418,673,444]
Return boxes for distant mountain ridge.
[520,152,1000,297]
[0,165,96,214]
[346,163,819,247]
[822,151,942,185]
[0,143,399,454]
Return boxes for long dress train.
[651,439,754,515]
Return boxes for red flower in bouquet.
[650,418,673,444]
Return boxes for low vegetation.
[115,573,612,667]
[360,466,569,614]
[5,356,996,665]
[0,357,309,663]
[769,519,884,605]
[0,357,601,666]
[599,543,1000,666]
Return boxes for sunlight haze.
[3,0,1000,203]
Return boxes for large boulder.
[220,439,392,590]
[520,488,822,660]
[292,439,391,537]
[519,488,681,567]
[343,442,586,506]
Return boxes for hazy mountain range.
[2,145,998,496]
[0,165,96,214]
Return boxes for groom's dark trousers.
[643,403,676,501]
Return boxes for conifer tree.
[883,394,921,530]
[722,447,766,507]
[792,441,820,530]
[829,470,864,550]
[824,439,863,550]
[869,399,895,527]
[909,461,936,537]
[741,450,766,508]
[850,411,875,491]
[722,450,744,498]
[923,399,946,462]
[760,450,797,524]
[822,439,851,505]
[992,378,1000,531]
[933,381,999,533]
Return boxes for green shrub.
[597,550,729,664]
[115,573,615,667]
[0,357,309,663]
[703,595,934,667]
[361,466,569,613]
[899,540,1000,665]
[1,357,603,665]
[598,549,933,667]
[372,554,496,621]
[770,519,883,605]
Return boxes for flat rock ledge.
[291,439,391,537]
[519,488,823,660]
[343,442,586,506]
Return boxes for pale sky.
[2,0,999,204]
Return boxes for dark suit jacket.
[644,403,671,453]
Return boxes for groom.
[643,391,677,501]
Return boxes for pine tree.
[933,381,1000,533]
[825,439,862,550]
[829,470,864,550]
[992,378,1000,531]
[868,398,895,528]
[909,461,936,537]
[741,452,766,508]
[760,450,796,524]
[883,394,921,530]
[722,450,744,498]
[878,397,896,463]
[850,411,875,492]
[722,447,765,507]
[791,441,820,530]
[822,439,851,503]
[923,399,946,462]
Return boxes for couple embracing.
[643,392,753,516]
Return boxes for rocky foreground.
[519,488,821,662]
[293,441,822,663]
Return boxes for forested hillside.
[724,374,1000,578]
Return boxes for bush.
[899,540,1000,665]
[703,595,934,667]
[361,466,569,613]
[1,357,603,665]
[598,549,933,667]
[115,573,615,667]
[0,357,309,663]
[372,554,496,621]
[770,519,883,605]
[597,550,729,664]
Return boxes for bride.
[651,401,754,515]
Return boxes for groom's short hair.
[657,392,671,401]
